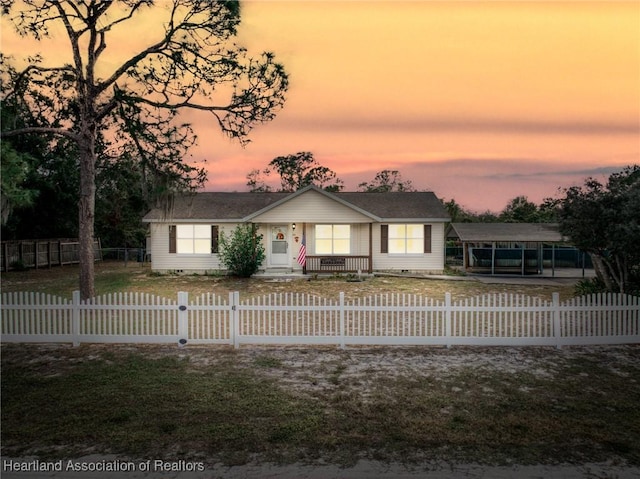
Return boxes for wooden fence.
[1,239,102,271]
[1,291,638,348]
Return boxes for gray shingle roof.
[143,192,290,221]
[448,223,564,242]
[335,192,449,220]
[143,186,450,222]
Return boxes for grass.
[2,344,639,467]
[0,261,578,301]
[1,347,324,465]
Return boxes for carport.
[447,223,570,276]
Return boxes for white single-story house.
[142,185,450,275]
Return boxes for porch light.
[292,223,296,230]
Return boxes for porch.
[305,255,371,274]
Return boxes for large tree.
[247,152,343,192]
[498,196,559,223]
[557,165,640,293]
[1,0,288,298]
[358,169,415,192]
[499,196,539,223]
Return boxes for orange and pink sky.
[3,1,639,212]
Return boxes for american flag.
[296,233,306,267]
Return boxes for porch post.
[368,223,373,273]
[463,242,469,271]
[491,242,496,275]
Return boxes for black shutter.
[381,225,388,253]
[211,225,219,253]
[169,225,176,253]
[424,225,432,254]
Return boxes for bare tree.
[1,1,288,298]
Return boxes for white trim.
[244,185,380,222]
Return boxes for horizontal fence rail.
[1,291,639,348]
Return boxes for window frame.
[314,224,351,255]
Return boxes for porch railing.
[306,255,371,273]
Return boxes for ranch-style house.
[143,185,450,275]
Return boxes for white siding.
[252,189,372,223]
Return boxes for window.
[169,225,218,254]
[382,224,431,254]
[315,224,350,254]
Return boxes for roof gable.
[248,186,376,222]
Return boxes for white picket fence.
[1,291,639,348]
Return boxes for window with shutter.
[384,224,428,254]
[170,225,215,254]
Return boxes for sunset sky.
[2,1,639,212]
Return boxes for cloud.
[475,165,626,180]
[275,115,639,136]
[404,159,626,179]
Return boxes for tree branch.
[0,126,81,143]
[3,63,76,99]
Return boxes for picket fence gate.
[1,291,639,348]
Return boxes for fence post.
[339,292,346,349]
[552,292,562,349]
[445,292,452,348]
[72,290,81,347]
[232,291,240,349]
[177,291,189,346]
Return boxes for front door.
[270,225,289,267]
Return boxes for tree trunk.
[78,130,97,299]
[591,254,616,293]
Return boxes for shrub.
[574,277,607,296]
[218,224,265,277]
